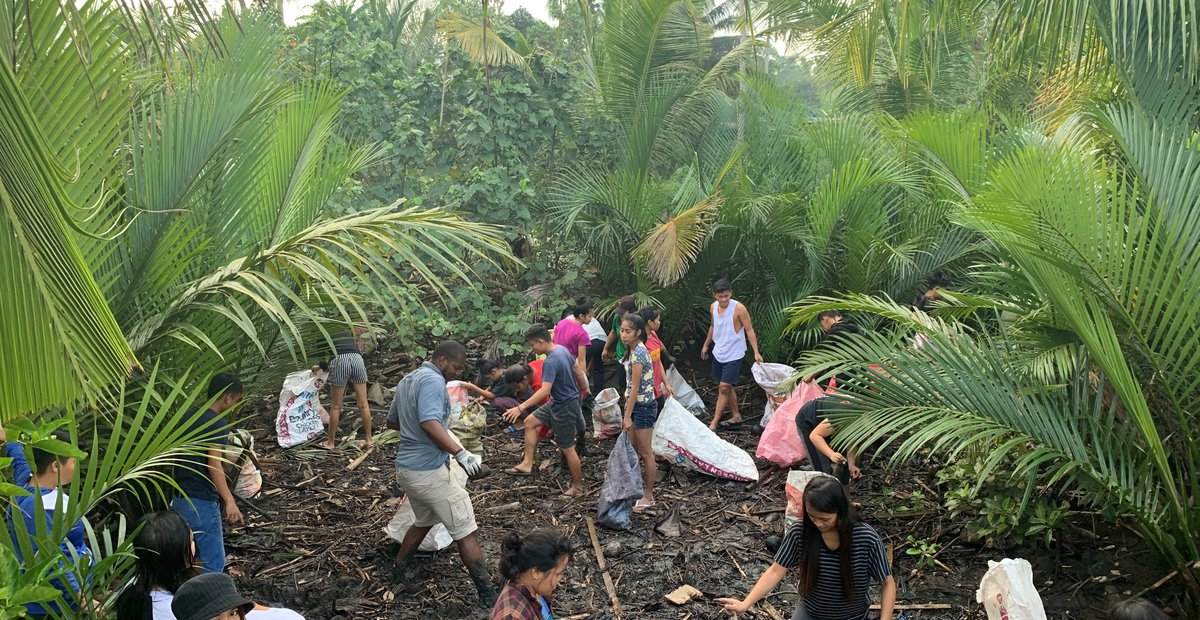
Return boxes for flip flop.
[718,420,743,430]
[504,467,533,477]
[560,489,584,498]
[633,500,656,513]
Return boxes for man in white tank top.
[700,278,764,430]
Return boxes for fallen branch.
[347,445,375,470]
[585,517,622,618]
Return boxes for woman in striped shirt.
[717,477,895,620]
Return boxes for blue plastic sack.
[597,432,644,530]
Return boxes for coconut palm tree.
[1,3,511,614]
[783,0,1200,601]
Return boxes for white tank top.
[711,300,747,363]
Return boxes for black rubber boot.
[475,578,498,608]
[390,558,421,595]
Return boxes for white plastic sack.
[752,362,796,428]
[976,559,1047,620]
[652,398,759,482]
[592,388,622,439]
[225,429,262,499]
[384,461,469,552]
[276,369,328,448]
[666,366,705,417]
[446,381,470,426]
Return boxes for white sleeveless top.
[711,300,747,363]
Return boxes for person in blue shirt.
[2,422,92,617]
[386,340,495,608]
[502,324,589,497]
[170,373,245,574]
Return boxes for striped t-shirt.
[773,521,891,620]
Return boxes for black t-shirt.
[331,330,360,355]
[173,407,228,501]
[820,321,864,389]
[773,521,891,620]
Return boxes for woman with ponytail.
[490,529,573,620]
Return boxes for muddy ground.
[226,348,1179,619]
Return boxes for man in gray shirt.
[386,340,494,606]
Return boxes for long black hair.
[799,476,859,601]
[620,314,648,362]
[499,528,573,581]
[476,359,501,385]
[114,511,201,620]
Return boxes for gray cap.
[171,573,254,620]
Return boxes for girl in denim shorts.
[620,314,658,513]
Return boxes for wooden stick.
[347,445,375,470]
[585,517,623,618]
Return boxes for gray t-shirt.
[543,345,581,407]
[387,361,451,471]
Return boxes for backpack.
[223,429,262,499]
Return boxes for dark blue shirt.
[542,345,580,407]
[173,408,228,501]
[6,442,91,615]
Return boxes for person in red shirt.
[637,307,675,409]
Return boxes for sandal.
[505,467,533,477]
[633,499,656,513]
[718,420,743,430]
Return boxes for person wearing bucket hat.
[171,573,253,620]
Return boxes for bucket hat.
[171,572,254,620]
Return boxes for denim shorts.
[631,401,658,429]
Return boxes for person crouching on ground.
[620,314,658,513]
[115,510,303,619]
[2,422,91,618]
[322,326,374,449]
[459,359,503,401]
[717,477,894,620]
[503,324,588,497]
[490,364,533,413]
[386,340,495,607]
[490,529,573,620]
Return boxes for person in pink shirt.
[637,307,675,409]
[552,297,594,391]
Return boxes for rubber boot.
[390,557,421,595]
[468,563,497,608]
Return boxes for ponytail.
[498,529,573,581]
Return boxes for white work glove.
[454,449,482,477]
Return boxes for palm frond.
[0,48,137,422]
[635,194,722,287]
[439,12,530,69]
